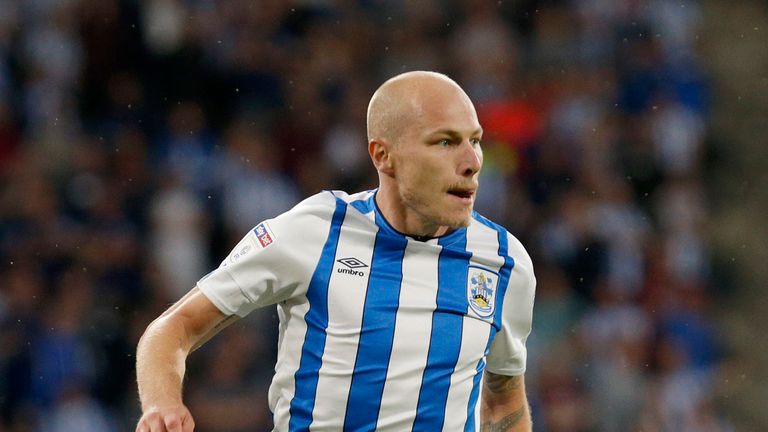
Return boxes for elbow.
[137,314,193,357]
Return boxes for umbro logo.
[336,257,368,277]
[337,257,368,269]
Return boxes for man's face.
[390,90,483,230]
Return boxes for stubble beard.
[401,187,472,234]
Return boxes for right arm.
[135,287,238,432]
[135,193,333,431]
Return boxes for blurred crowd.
[0,0,732,431]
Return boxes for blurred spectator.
[153,101,219,196]
[187,324,273,432]
[216,115,300,240]
[41,390,116,432]
[148,176,209,299]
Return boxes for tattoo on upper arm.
[480,406,526,432]
[485,373,522,394]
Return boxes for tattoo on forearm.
[480,406,526,432]
[485,374,522,394]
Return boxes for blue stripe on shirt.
[464,218,516,431]
[412,231,471,431]
[288,197,348,431]
[343,209,407,431]
[349,191,375,215]
[491,227,514,329]
[464,326,493,432]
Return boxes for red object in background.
[478,99,543,148]
[0,123,20,173]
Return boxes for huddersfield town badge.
[467,266,499,319]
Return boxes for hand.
[136,404,195,432]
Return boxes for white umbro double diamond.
[336,257,368,269]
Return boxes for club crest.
[467,266,498,318]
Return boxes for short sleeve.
[485,233,536,376]
[197,192,336,317]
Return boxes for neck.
[374,185,451,238]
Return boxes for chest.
[320,234,503,337]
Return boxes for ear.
[369,139,395,176]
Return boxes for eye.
[470,138,482,146]
[438,138,452,146]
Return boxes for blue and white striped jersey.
[198,190,536,431]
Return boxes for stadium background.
[1,0,766,430]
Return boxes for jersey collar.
[368,189,467,246]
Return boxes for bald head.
[366,71,475,144]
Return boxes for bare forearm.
[135,288,229,431]
[480,405,530,432]
[136,316,191,410]
[480,373,532,432]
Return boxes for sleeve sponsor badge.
[467,266,499,319]
[253,222,275,248]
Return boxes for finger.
[146,414,167,432]
[163,413,183,432]
[182,415,195,432]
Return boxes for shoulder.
[506,231,533,275]
[247,191,337,249]
[282,190,373,216]
[266,189,374,236]
[284,190,339,216]
[270,190,345,226]
[471,213,532,264]
[470,212,535,285]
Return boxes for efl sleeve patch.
[253,222,276,248]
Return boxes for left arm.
[480,372,532,432]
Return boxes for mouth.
[447,187,476,203]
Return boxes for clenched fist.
[136,404,195,432]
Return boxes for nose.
[459,140,482,177]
